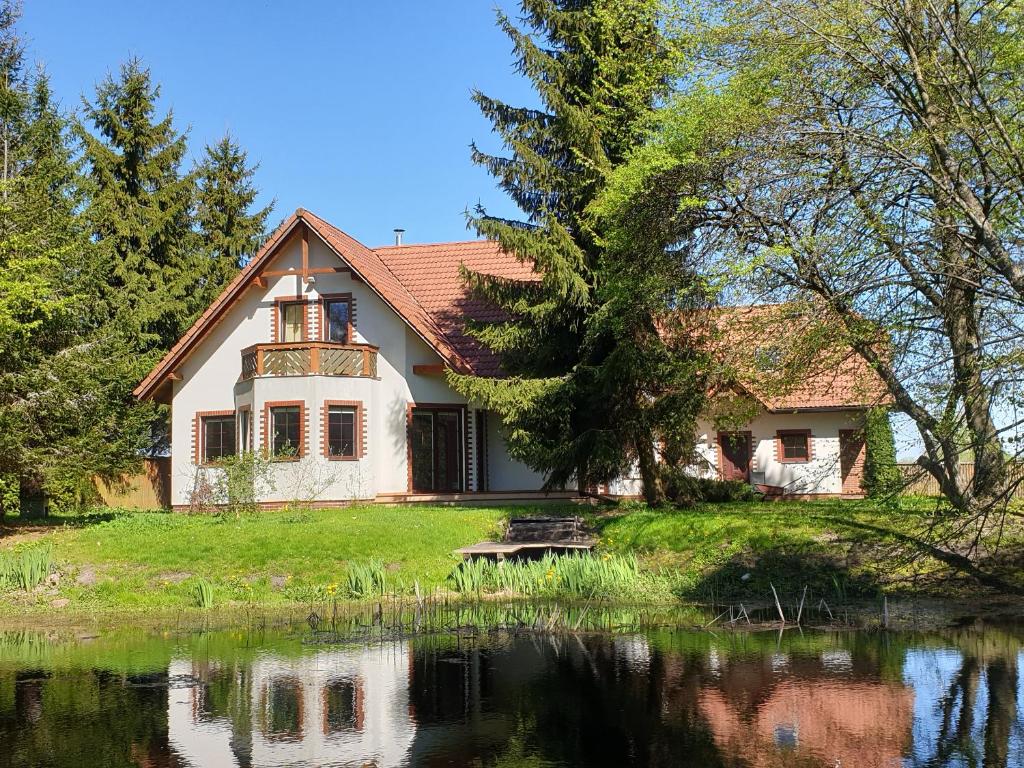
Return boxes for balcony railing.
[240,342,378,380]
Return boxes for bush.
[661,465,757,505]
[864,407,901,498]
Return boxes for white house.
[134,209,888,509]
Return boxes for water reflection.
[0,623,1021,767]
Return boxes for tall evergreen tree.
[450,0,707,503]
[78,58,197,352]
[194,134,273,305]
[0,62,156,512]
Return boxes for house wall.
[170,232,510,507]
[695,410,867,495]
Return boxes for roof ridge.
[301,210,471,369]
[372,239,495,251]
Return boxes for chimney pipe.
[393,228,405,246]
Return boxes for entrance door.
[718,432,752,482]
[839,429,866,495]
[410,407,463,492]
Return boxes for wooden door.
[410,407,463,492]
[839,429,866,495]
[718,432,752,482]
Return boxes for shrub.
[864,407,901,498]
[661,465,756,505]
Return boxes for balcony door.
[410,407,463,493]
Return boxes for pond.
[0,609,1022,767]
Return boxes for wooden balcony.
[240,342,378,380]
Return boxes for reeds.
[447,552,657,601]
[190,577,215,609]
[0,546,53,592]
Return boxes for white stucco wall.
[695,410,866,495]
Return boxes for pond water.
[0,612,1022,767]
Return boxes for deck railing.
[240,342,378,380]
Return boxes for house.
[134,209,888,509]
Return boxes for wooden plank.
[413,364,446,375]
[301,224,309,280]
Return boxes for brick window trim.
[321,399,366,461]
[272,294,312,343]
[192,409,236,466]
[776,429,813,464]
[262,400,308,460]
[315,293,357,343]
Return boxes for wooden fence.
[896,462,1024,500]
[93,457,171,509]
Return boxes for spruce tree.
[451,0,704,504]
[0,64,156,510]
[194,134,273,305]
[78,58,197,352]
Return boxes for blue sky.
[23,0,530,247]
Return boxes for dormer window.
[324,297,351,343]
[280,302,305,342]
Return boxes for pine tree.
[194,134,273,305]
[450,0,701,504]
[78,58,197,352]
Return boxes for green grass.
[0,497,1020,615]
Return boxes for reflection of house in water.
[168,645,415,767]
[695,649,914,768]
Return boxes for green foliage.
[447,551,665,601]
[190,577,215,609]
[0,545,52,591]
[0,473,17,520]
[864,408,901,499]
[453,0,708,504]
[77,57,198,352]
[345,559,387,599]
[660,471,757,505]
[209,450,277,518]
[193,134,273,308]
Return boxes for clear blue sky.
[22,0,532,247]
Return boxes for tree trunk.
[635,430,665,507]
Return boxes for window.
[777,430,811,462]
[270,405,302,457]
[280,302,305,342]
[238,409,252,453]
[322,678,363,733]
[324,298,351,343]
[326,405,358,458]
[202,415,236,463]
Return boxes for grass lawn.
[0,497,1021,615]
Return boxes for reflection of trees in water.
[912,641,1019,768]
[0,668,178,768]
[196,661,254,768]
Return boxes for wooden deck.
[455,540,595,560]
[456,515,596,560]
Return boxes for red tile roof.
[372,239,536,376]
[136,209,886,412]
[705,304,891,411]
